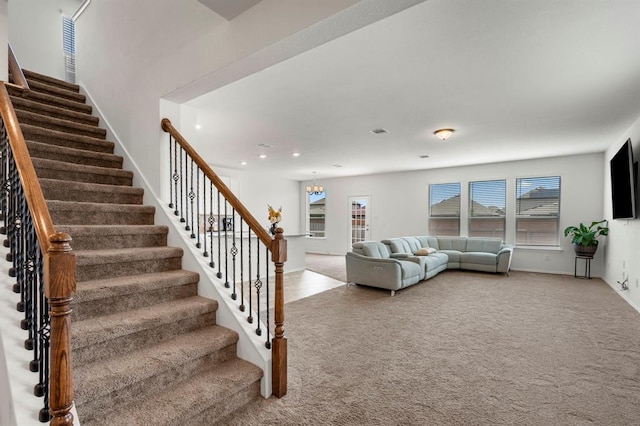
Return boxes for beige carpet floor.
[305,253,347,282]
[221,270,640,426]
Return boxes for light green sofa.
[346,241,424,296]
[346,236,513,295]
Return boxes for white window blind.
[429,183,461,236]
[469,179,506,239]
[62,16,76,83]
[516,176,561,246]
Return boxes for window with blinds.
[62,16,76,83]
[469,179,506,239]
[308,191,326,238]
[516,176,561,246]
[429,183,461,236]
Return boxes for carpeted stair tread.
[41,179,143,205]
[72,270,200,322]
[74,246,184,281]
[6,84,91,114]
[71,296,218,365]
[33,158,133,186]
[47,200,155,225]
[74,325,239,410]
[23,68,81,92]
[57,224,168,250]
[10,95,99,126]
[15,109,106,138]
[26,140,123,169]
[20,123,113,152]
[25,78,86,103]
[79,357,263,426]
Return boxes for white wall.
[1,0,7,81]
[304,153,605,276]
[8,0,80,80]
[602,114,640,310]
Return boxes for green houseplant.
[563,220,609,257]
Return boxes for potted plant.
[563,220,609,257]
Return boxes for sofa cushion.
[466,237,503,254]
[438,250,462,264]
[461,251,497,266]
[436,237,468,252]
[355,241,392,259]
[414,236,439,250]
[382,238,412,255]
[401,237,422,253]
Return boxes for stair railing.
[7,43,30,92]
[0,81,76,424]
[161,118,287,397]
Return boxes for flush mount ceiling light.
[434,128,455,140]
[306,172,324,195]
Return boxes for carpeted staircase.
[6,69,262,425]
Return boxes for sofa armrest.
[496,245,514,273]
[346,252,405,290]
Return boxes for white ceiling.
[182,0,640,182]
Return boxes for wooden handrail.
[161,118,272,246]
[7,43,29,91]
[161,117,287,397]
[0,82,76,426]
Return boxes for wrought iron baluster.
[179,146,185,223]
[239,218,245,312]
[188,159,195,238]
[247,230,253,324]
[216,190,222,278]
[196,168,202,250]
[168,135,174,210]
[223,200,229,288]
[172,137,179,216]
[207,181,214,266]
[230,208,237,300]
[255,244,262,336]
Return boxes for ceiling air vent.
[419,155,430,158]
[370,128,387,135]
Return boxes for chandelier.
[306,172,324,195]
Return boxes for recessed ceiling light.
[195,124,202,130]
[370,128,388,135]
[292,152,301,157]
[259,154,267,159]
[240,161,247,165]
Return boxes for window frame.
[468,179,506,240]
[515,176,561,247]
[428,182,461,237]
[306,190,326,239]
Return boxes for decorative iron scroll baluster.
[247,230,253,324]
[179,146,185,223]
[255,245,262,336]
[188,159,195,237]
[196,169,202,249]
[172,137,179,216]
[239,218,245,312]
[223,200,229,288]
[161,117,288,397]
[168,135,174,210]
[230,208,237,300]
[216,190,222,277]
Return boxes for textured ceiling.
[182,0,640,181]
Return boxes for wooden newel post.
[45,232,76,426]
[271,227,287,397]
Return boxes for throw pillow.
[414,247,436,256]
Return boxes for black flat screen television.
[610,139,637,219]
